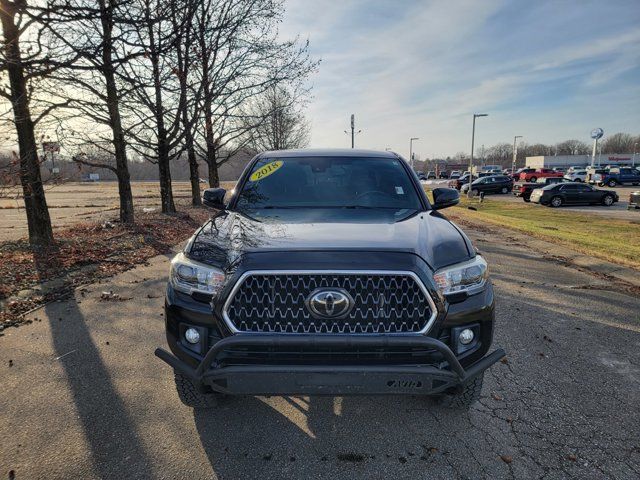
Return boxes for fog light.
[184,328,200,344]
[459,328,475,345]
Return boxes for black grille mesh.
[225,273,432,334]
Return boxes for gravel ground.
[0,225,639,479]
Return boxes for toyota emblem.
[306,288,354,319]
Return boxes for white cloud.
[281,0,640,157]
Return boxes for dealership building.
[525,153,637,169]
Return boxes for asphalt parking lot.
[1,225,639,480]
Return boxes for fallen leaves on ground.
[0,207,210,331]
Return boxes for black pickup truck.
[155,149,505,409]
[513,176,571,202]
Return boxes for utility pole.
[633,142,637,167]
[344,114,361,148]
[512,135,522,174]
[468,114,488,198]
[409,137,419,170]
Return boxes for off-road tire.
[174,373,222,408]
[437,373,484,408]
[550,196,563,208]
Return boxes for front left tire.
[174,373,223,408]
[437,373,484,409]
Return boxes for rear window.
[235,156,422,210]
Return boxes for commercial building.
[525,153,637,169]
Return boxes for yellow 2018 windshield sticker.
[249,160,284,182]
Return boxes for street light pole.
[512,135,522,175]
[468,113,488,198]
[409,137,419,170]
[633,142,638,167]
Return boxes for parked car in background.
[426,171,437,179]
[519,168,563,182]
[416,172,427,181]
[439,171,449,179]
[552,167,566,173]
[450,173,477,190]
[592,167,640,187]
[449,170,461,179]
[461,175,514,196]
[585,166,607,184]
[564,170,587,182]
[510,167,534,181]
[513,177,571,202]
[530,183,618,207]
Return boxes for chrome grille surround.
[222,270,438,335]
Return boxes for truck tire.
[607,179,617,187]
[602,194,615,206]
[472,189,480,197]
[500,186,508,194]
[437,373,484,409]
[529,176,537,183]
[550,196,563,208]
[174,373,222,408]
[523,195,531,202]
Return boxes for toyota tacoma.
[155,149,505,408]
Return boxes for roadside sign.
[43,141,60,153]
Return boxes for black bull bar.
[155,335,506,396]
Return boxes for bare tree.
[242,85,310,152]
[0,0,55,245]
[119,0,197,213]
[44,0,137,223]
[192,0,316,187]
[555,139,589,155]
[601,132,635,154]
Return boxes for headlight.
[433,256,488,295]
[170,252,225,296]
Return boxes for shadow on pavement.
[39,249,156,479]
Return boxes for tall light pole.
[512,135,522,175]
[409,137,419,169]
[468,113,488,197]
[633,142,637,167]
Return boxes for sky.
[280,0,640,159]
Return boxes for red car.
[519,168,563,183]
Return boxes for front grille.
[223,271,436,334]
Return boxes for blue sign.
[590,128,604,140]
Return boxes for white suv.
[564,170,587,182]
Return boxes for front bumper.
[155,334,505,396]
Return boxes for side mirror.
[203,188,226,209]
[431,187,459,210]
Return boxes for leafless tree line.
[444,133,640,168]
[1,0,316,246]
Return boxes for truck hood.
[188,208,472,272]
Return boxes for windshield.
[235,156,422,210]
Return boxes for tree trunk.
[207,146,220,188]
[101,0,134,223]
[187,143,201,205]
[1,1,54,245]
[157,139,176,213]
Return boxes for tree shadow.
[39,251,156,479]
